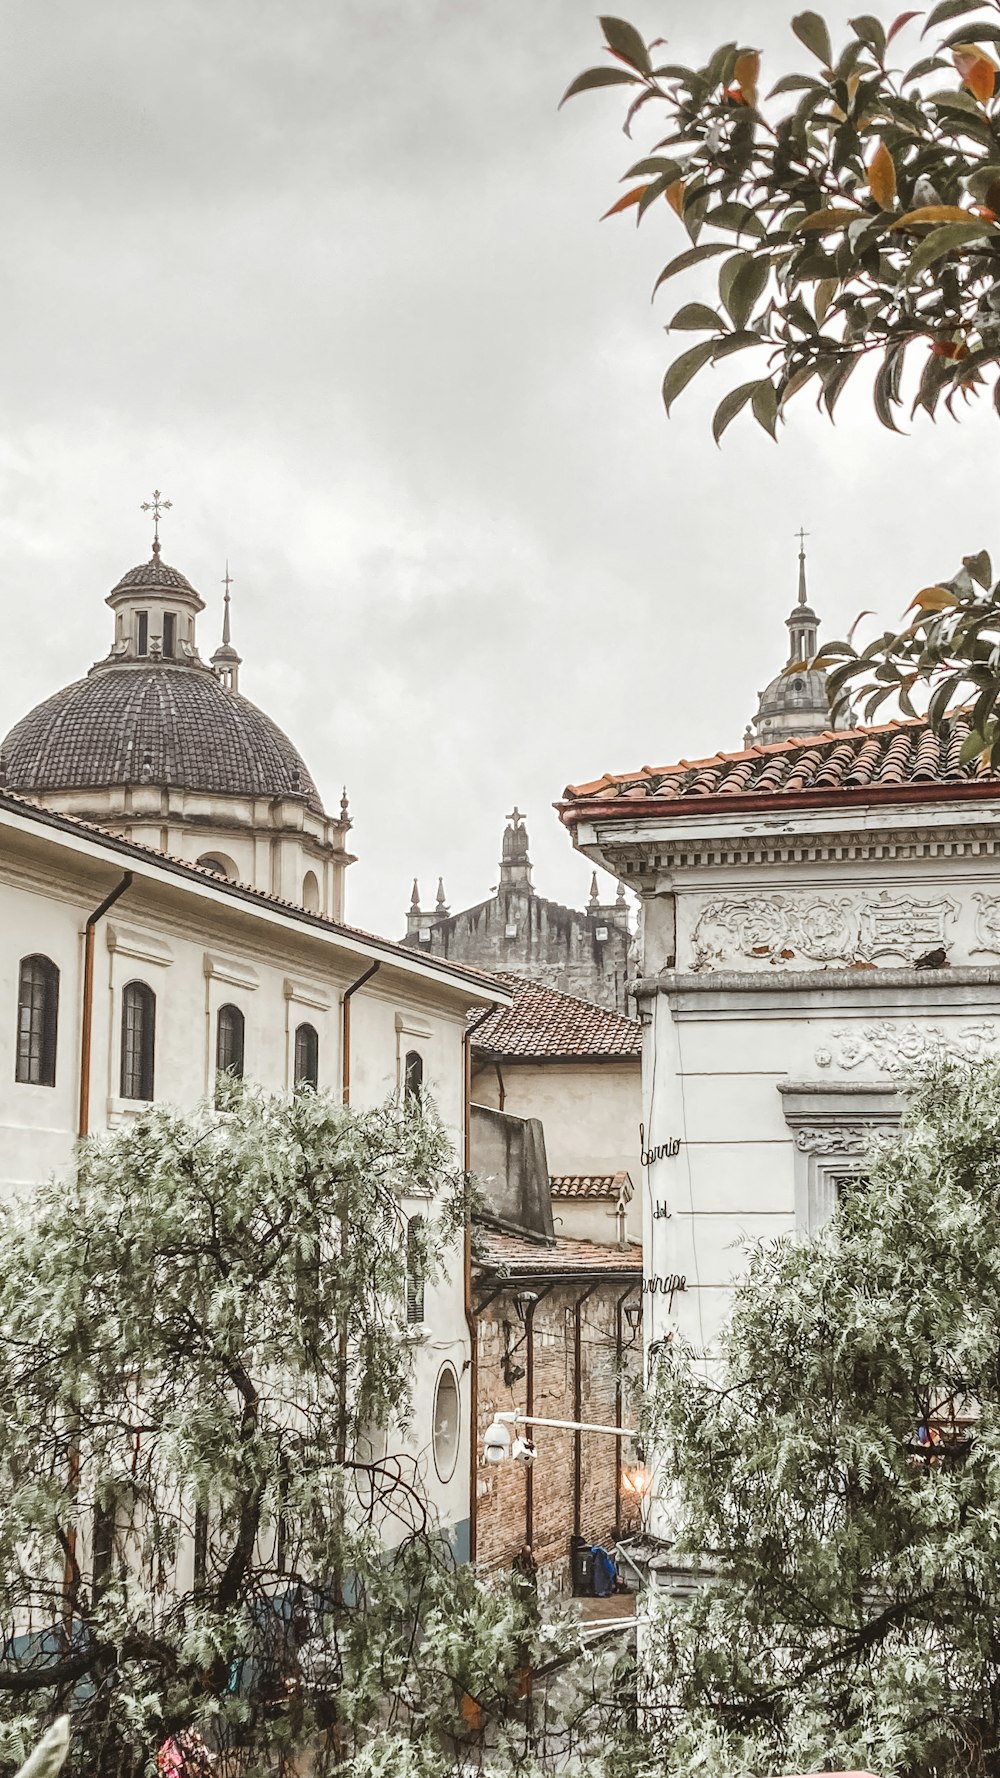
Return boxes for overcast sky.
[2,0,998,938]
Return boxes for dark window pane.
[162,612,176,657]
[404,1049,423,1101]
[120,981,155,1101]
[15,955,59,1087]
[294,1022,318,1090]
[406,1215,425,1324]
[216,1003,245,1081]
[136,612,148,656]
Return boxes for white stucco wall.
[572,796,1000,1542]
[471,1055,641,1240]
[0,806,499,1551]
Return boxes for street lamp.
[483,1410,638,1459]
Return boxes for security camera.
[483,1419,511,1465]
[511,1436,536,1466]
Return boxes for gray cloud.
[1,0,995,936]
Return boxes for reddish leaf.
[733,48,761,106]
[869,141,898,208]
[954,46,997,99]
[601,183,650,219]
[887,8,921,43]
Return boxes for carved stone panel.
[815,1019,998,1073]
[688,891,960,971]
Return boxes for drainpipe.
[69,869,132,1612]
[464,1005,497,1564]
[79,872,133,1138]
[494,1060,505,1112]
[614,1286,640,1538]
[341,960,380,1106]
[523,1284,553,1550]
[572,1284,599,1541]
[335,961,381,1470]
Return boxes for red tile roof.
[471,973,641,1062]
[0,790,508,1001]
[550,1172,633,1200]
[474,1228,642,1276]
[559,714,1000,823]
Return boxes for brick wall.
[474,1284,642,1595]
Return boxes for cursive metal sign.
[639,1123,681,1166]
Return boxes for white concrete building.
[0,789,505,1559]
[560,711,1000,1535]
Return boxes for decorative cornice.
[600,821,1000,880]
[631,964,1000,999]
[794,1125,879,1155]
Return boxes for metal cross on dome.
[140,489,172,548]
[795,525,809,552]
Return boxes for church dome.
[1,662,326,813]
[752,664,830,741]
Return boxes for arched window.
[120,981,155,1101]
[294,1022,319,1091]
[216,1004,245,1081]
[404,1049,424,1102]
[301,870,320,913]
[15,954,59,1086]
[406,1215,426,1325]
[196,853,237,880]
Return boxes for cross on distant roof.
[795,525,809,553]
[222,562,233,596]
[507,806,525,826]
[140,489,172,548]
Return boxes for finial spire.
[410,878,421,912]
[795,526,809,605]
[436,876,448,912]
[140,488,172,556]
[221,562,233,645]
[588,870,600,911]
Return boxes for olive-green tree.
[0,1084,558,1778]
[621,1060,1000,1778]
[565,8,1000,747]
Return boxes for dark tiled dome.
[110,556,200,596]
[1,662,325,814]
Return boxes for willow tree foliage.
[0,1085,561,1778]
[565,9,1000,741]
[617,1061,1000,1778]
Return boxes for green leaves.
[720,251,770,326]
[560,65,641,104]
[907,218,995,277]
[598,14,653,73]
[792,10,834,64]
[662,341,716,413]
[569,7,1000,446]
[713,378,770,440]
[669,302,727,329]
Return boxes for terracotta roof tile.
[0,789,509,999]
[560,714,1000,819]
[471,973,641,1061]
[474,1228,642,1276]
[550,1171,633,1200]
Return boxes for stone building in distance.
[403,808,633,1014]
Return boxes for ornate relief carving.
[815,1020,998,1073]
[794,1125,878,1155]
[690,891,959,970]
[691,895,856,969]
[972,892,1000,955]
[857,892,958,958]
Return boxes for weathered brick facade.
[474,1275,643,1596]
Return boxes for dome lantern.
[745,531,848,748]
